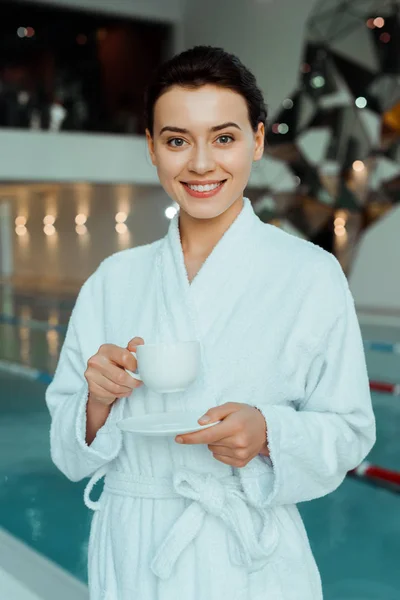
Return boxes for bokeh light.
[380,32,391,43]
[115,223,128,234]
[75,213,88,225]
[311,75,326,89]
[374,17,385,28]
[352,160,365,172]
[278,123,289,134]
[165,206,178,219]
[282,98,294,110]
[75,224,87,235]
[44,224,56,236]
[115,212,128,223]
[355,97,367,109]
[15,225,27,236]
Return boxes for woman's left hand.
[175,402,269,468]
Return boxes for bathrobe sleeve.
[256,255,376,506]
[45,261,126,482]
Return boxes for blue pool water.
[1,376,399,597]
[0,289,399,597]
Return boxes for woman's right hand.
[84,337,144,407]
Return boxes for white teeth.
[187,182,223,192]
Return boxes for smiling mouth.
[181,180,227,191]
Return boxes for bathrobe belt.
[84,466,279,580]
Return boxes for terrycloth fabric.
[46,197,376,600]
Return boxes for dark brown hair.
[144,45,268,137]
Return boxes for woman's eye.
[167,138,187,148]
[217,135,234,144]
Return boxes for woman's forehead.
[153,85,249,131]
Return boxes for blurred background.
[0,0,399,598]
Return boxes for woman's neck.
[179,196,244,261]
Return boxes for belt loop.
[84,465,109,511]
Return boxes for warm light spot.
[374,17,385,28]
[75,224,87,235]
[335,226,346,237]
[43,215,56,225]
[352,160,365,172]
[15,216,27,226]
[44,224,56,236]
[334,217,346,227]
[115,223,128,234]
[75,213,87,225]
[15,225,27,236]
[115,212,128,223]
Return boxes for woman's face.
[146,84,264,221]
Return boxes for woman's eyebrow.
[159,122,242,135]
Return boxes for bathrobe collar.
[158,197,263,342]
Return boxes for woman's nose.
[188,145,216,174]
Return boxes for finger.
[208,444,250,461]
[212,453,247,468]
[127,337,145,351]
[197,402,242,425]
[97,360,142,391]
[176,419,234,445]
[204,433,242,447]
[88,371,132,398]
[99,344,139,373]
[207,445,237,459]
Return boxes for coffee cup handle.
[126,351,143,382]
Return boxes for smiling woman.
[147,84,263,217]
[144,46,266,263]
[46,45,375,600]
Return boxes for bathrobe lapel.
[158,197,262,344]
[157,198,274,508]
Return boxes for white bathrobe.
[46,197,375,600]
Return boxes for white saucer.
[117,411,221,436]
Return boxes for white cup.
[126,341,201,393]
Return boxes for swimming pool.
[0,291,399,597]
[0,372,92,583]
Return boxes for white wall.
[182,0,317,118]
[349,205,400,319]
[0,130,157,184]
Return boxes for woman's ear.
[253,122,265,162]
[145,129,157,166]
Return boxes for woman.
[46,46,376,599]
